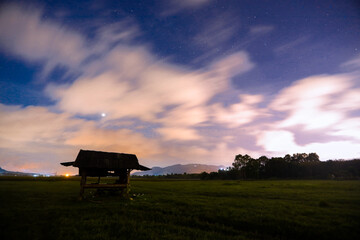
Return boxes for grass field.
[0,177,359,240]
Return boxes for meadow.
[0,177,359,240]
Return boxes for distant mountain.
[132,164,225,176]
[0,167,39,176]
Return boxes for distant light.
[33,174,38,177]
[101,113,106,117]
[65,174,70,177]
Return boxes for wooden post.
[127,169,131,184]
[126,169,131,195]
[79,174,87,200]
[97,176,100,184]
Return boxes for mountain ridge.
[132,163,225,176]
[0,163,226,177]
[0,167,40,176]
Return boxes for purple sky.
[0,0,360,174]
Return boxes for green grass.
[0,178,359,240]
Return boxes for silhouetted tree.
[232,154,252,170]
[200,153,359,180]
[306,153,320,162]
[284,154,291,162]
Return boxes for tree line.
[200,153,360,180]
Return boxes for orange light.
[65,174,70,177]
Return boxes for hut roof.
[60,149,150,171]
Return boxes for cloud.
[154,142,257,167]
[159,106,208,127]
[212,94,266,128]
[249,25,274,35]
[257,130,298,154]
[46,50,253,139]
[161,0,211,16]
[341,55,360,69]
[274,36,309,54]
[1,2,360,174]
[0,3,89,78]
[209,51,254,77]
[194,14,239,48]
[0,104,83,173]
[0,104,82,146]
[0,104,161,173]
[0,102,257,173]
[95,20,140,46]
[270,74,357,130]
[65,124,161,156]
[46,49,254,138]
[156,127,201,141]
[331,118,360,141]
[47,53,227,121]
[0,2,255,141]
[256,130,360,160]
[255,72,360,159]
[0,3,139,80]
[0,2,260,173]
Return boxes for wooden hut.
[61,149,150,199]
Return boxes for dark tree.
[232,154,253,170]
[306,153,320,162]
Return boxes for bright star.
[101,113,106,117]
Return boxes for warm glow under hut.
[61,149,151,199]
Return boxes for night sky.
[0,0,359,174]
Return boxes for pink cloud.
[0,104,83,146]
[212,94,266,128]
[156,127,201,141]
[46,48,254,140]
[209,51,254,78]
[270,74,356,130]
[0,3,89,78]
[256,129,360,160]
[0,3,139,79]
[0,104,160,173]
[255,73,360,159]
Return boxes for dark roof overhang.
[60,150,151,171]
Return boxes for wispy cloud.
[0,3,256,172]
[257,130,360,160]
[0,104,161,173]
[161,0,211,16]
[0,3,139,80]
[270,74,357,130]
[249,25,274,35]
[256,73,360,159]
[194,14,239,48]
[0,3,89,79]
[341,55,360,69]
[211,94,266,128]
[274,36,309,54]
